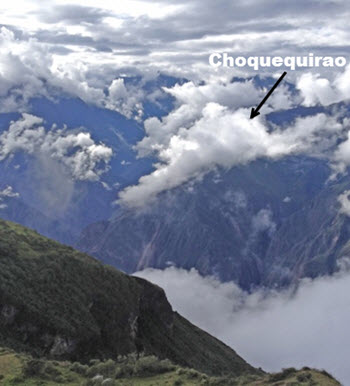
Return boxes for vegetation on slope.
[0,219,255,377]
[0,347,340,386]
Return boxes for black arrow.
[250,71,287,119]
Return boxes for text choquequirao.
[209,53,347,70]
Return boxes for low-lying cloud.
[135,266,350,385]
[251,208,276,236]
[0,113,113,181]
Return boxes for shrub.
[23,358,46,377]
[86,359,117,378]
[84,376,103,386]
[101,379,116,385]
[89,359,101,366]
[71,361,89,375]
[297,372,311,382]
[302,366,311,371]
[114,363,134,378]
[8,375,26,383]
[268,367,297,382]
[205,376,238,386]
[43,362,61,378]
[176,368,186,376]
[53,375,66,383]
[183,368,201,379]
[133,355,174,376]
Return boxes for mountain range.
[78,155,350,290]
[1,75,350,293]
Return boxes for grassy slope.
[0,219,255,377]
[0,347,340,386]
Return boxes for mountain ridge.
[78,156,343,290]
[0,218,256,377]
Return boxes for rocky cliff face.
[79,156,345,289]
[0,218,256,377]
[263,185,350,286]
[0,278,174,360]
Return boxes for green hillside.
[0,219,340,385]
[0,219,255,378]
[0,347,340,386]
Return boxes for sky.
[2,0,350,205]
[1,0,350,79]
[3,1,350,384]
[2,0,350,83]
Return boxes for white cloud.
[338,190,350,216]
[0,0,350,119]
[0,113,113,181]
[118,79,345,207]
[0,185,19,209]
[223,190,247,209]
[135,266,350,385]
[0,27,51,112]
[1,0,350,116]
[332,127,350,175]
[165,81,262,110]
[0,26,150,118]
[106,78,144,120]
[252,208,276,236]
[297,66,350,107]
[0,186,19,198]
[297,73,341,106]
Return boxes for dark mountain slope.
[263,179,350,286]
[78,156,334,289]
[0,219,256,377]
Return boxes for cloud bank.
[1,1,350,118]
[135,266,350,385]
[118,79,348,207]
[0,113,113,181]
[0,26,150,119]
[3,0,350,81]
